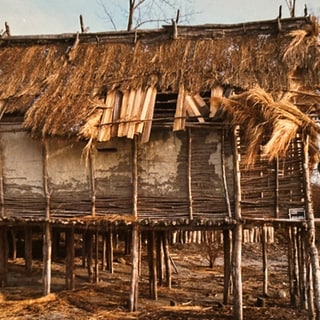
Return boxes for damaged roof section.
[0,15,319,163]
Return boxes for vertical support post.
[232,126,243,320]
[148,230,158,300]
[94,230,99,283]
[162,231,172,289]
[65,227,75,290]
[43,222,52,295]
[89,147,96,216]
[129,136,139,311]
[0,151,5,218]
[187,128,193,220]
[24,227,33,272]
[156,231,163,286]
[85,231,94,283]
[262,225,268,296]
[10,229,17,261]
[274,157,280,218]
[0,226,8,287]
[106,231,114,273]
[302,134,320,318]
[42,140,52,296]
[221,129,232,218]
[223,229,231,304]
[102,233,107,271]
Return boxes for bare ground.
[0,236,309,320]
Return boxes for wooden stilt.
[129,136,139,311]
[24,227,32,273]
[162,231,172,289]
[148,231,158,300]
[232,125,243,320]
[65,227,75,290]
[129,224,139,312]
[85,231,94,283]
[156,232,163,286]
[10,229,16,261]
[0,227,8,287]
[288,226,297,306]
[262,225,268,296]
[94,230,99,283]
[302,134,320,318]
[107,231,114,273]
[223,229,231,304]
[43,223,52,295]
[102,233,107,271]
[298,227,307,309]
[81,231,86,268]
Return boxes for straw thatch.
[217,87,320,166]
[0,16,319,163]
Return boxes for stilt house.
[0,13,320,319]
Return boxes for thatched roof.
[0,15,320,163]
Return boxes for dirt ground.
[0,231,309,320]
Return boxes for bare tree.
[98,0,195,31]
[286,0,296,17]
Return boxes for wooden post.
[302,134,320,318]
[232,126,243,320]
[65,227,75,290]
[85,231,94,283]
[89,148,96,216]
[129,224,139,312]
[0,227,8,287]
[298,227,307,309]
[156,232,163,286]
[10,229,17,261]
[102,233,107,271]
[43,223,52,295]
[129,137,139,311]
[221,129,232,218]
[106,231,114,273]
[148,230,158,300]
[0,157,5,218]
[223,229,231,304]
[94,230,99,283]
[274,157,280,218]
[288,226,297,306]
[187,128,193,220]
[24,227,32,273]
[162,231,172,289]
[262,225,268,296]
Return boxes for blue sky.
[0,0,319,35]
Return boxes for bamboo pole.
[232,125,243,320]
[107,232,114,273]
[302,134,320,319]
[187,128,193,220]
[148,231,158,300]
[0,167,4,218]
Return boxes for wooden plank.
[210,86,224,118]
[127,88,143,139]
[136,87,154,134]
[185,94,205,123]
[122,90,136,137]
[118,91,129,137]
[173,85,186,131]
[111,91,122,138]
[98,90,115,142]
[141,87,157,143]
